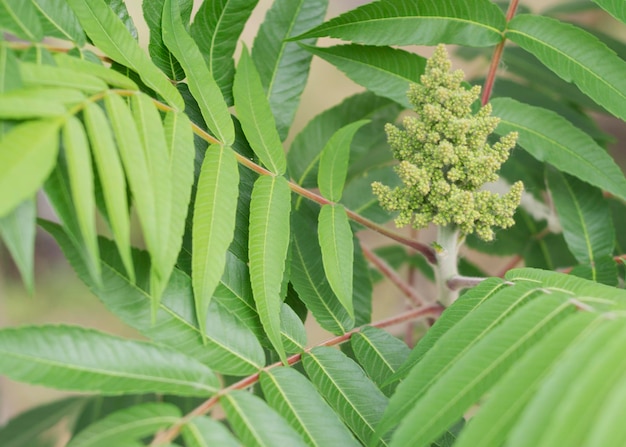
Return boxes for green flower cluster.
[372,45,523,241]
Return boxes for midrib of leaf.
[260,177,276,297]
[359,335,394,373]
[73,415,180,445]
[243,79,281,173]
[225,396,268,447]
[77,2,128,66]
[3,2,36,41]
[208,1,231,71]
[31,3,74,41]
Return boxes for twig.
[447,275,486,291]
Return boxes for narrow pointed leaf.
[83,101,134,282]
[53,53,138,90]
[0,119,60,217]
[68,403,181,447]
[260,367,361,447]
[0,0,43,41]
[0,198,35,292]
[301,44,426,108]
[191,0,259,105]
[20,62,107,93]
[32,0,86,44]
[252,0,327,140]
[162,0,234,145]
[0,90,66,118]
[0,325,219,395]
[352,240,373,326]
[290,0,505,47]
[222,390,307,447]
[318,204,354,318]
[249,175,291,363]
[303,347,389,446]
[318,120,369,201]
[233,47,286,174]
[193,144,239,339]
[182,416,240,447]
[491,97,626,200]
[591,0,626,23]
[547,170,615,275]
[506,15,626,122]
[65,0,183,109]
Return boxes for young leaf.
[0,89,66,118]
[0,118,61,217]
[32,0,86,45]
[0,0,43,41]
[0,325,219,395]
[162,0,234,145]
[318,204,354,318]
[68,403,181,447]
[83,102,134,282]
[491,97,626,201]
[191,0,259,105]
[591,0,626,23]
[0,198,35,292]
[233,47,287,175]
[221,390,308,447]
[182,416,240,447]
[249,175,291,363]
[506,15,626,122]
[260,367,361,447]
[65,0,183,109]
[290,0,505,47]
[303,347,389,446]
[20,62,107,93]
[252,0,327,140]
[53,53,138,90]
[192,144,239,340]
[300,44,426,108]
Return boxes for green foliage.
[1,1,626,446]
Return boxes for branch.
[150,303,443,446]
[447,275,486,291]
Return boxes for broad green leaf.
[301,44,426,108]
[591,0,626,24]
[570,255,618,286]
[42,221,266,375]
[0,325,219,395]
[65,0,183,109]
[221,390,307,447]
[72,395,159,435]
[318,204,354,318]
[0,87,85,109]
[234,47,286,174]
[32,0,86,44]
[0,0,43,41]
[303,347,389,446]
[252,0,327,140]
[83,101,134,282]
[249,175,291,363]
[506,14,626,122]
[63,116,100,283]
[279,302,307,352]
[0,119,60,217]
[491,97,626,200]
[583,370,626,446]
[0,89,65,118]
[53,53,138,90]
[290,0,505,47]
[260,367,360,447]
[290,203,354,335]
[352,239,372,327]
[388,294,576,447]
[105,0,137,40]
[0,43,21,95]
[318,120,369,201]
[192,144,239,339]
[547,170,615,273]
[351,326,411,396]
[68,403,180,447]
[20,62,107,93]
[191,0,259,106]
[609,198,626,253]
[162,0,234,145]
[182,416,240,447]
[454,312,604,447]
[0,198,36,292]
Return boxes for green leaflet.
[591,0,626,23]
[0,325,219,396]
[162,0,234,145]
[68,403,181,447]
[290,0,505,47]
[506,15,626,122]
[32,0,86,44]
[182,416,240,447]
[252,0,327,140]
[300,44,426,108]
[42,221,266,375]
[303,347,389,446]
[234,47,287,174]
[546,170,615,278]
[20,62,107,93]
[318,204,354,318]
[249,175,291,363]
[318,119,369,201]
[0,0,43,41]
[62,116,101,284]
[192,144,239,340]
[0,198,36,292]
[260,367,361,447]
[53,53,138,90]
[491,97,626,201]
[65,0,183,109]
[0,89,65,118]
[0,118,61,218]
[191,0,259,106]
[222,390,307,447]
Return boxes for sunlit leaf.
[32,0,86,44]
[0,89,66,118]
[53,53,138,90]
[0,0,43,41]
[20,62,107,93]
[182,416,240,447]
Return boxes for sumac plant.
[2,0,626,445]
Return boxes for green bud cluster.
[372,45,523,241]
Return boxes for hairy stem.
[435,225,461,306]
